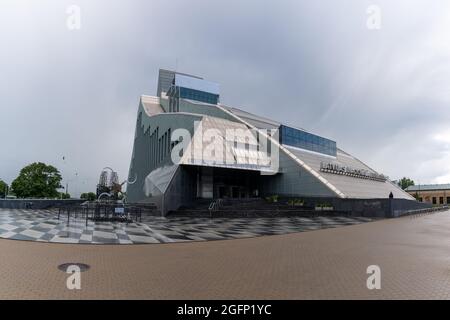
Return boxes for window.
[432,197,437,205]
[155,128,159,165]
[440,197,444,204]
[163,133,167,160]
[179,87,219,104]
[447,197,450,204]
[158,138,161,163]
[419,197,423,202]
[168,129,172,154]
[279,125,336,156]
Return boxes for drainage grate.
[58,263,90,272]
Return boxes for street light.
[60,156,80,199]
[65,172,78,198]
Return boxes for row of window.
[148,127,172,170]
[179,87,219,105]
[168,95,179,112]
[279,125,337,157]
[419,196,450,204]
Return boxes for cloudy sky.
[1,0,450,196]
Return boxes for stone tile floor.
[0,209,373,244]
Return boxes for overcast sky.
[1,0,450,196]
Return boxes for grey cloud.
[1,0,450,195]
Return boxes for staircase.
[169,198,349,218]
[127,202,161,220]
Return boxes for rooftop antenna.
[175,58,178,72]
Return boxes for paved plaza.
[0,209,373,244]
[0,210,450,299]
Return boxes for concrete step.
[169,209,350,218]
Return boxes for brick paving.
[0,210,450,299]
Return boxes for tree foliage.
[11,162,62,198]
[60,193,71,199]
[398,177,415,190]
[0,179,8,198]
[80,192,96,201]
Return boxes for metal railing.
[402,205,449,218]
[57,202,144,225]
[208,199,223,218]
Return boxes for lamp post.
[60,156,80,199]
[418,180,421,202]
[61,156,67,198]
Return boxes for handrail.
[208,201,216,218]
[403,205,449,218]
[208,199,223,218]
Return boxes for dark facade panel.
[180,87,219,104]
[279,125,337,157]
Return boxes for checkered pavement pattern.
[0,209,373,244]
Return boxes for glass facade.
[182,116,275,173]
[179,87,219,105]
[279,125,337,157]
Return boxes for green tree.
[11,162,62,198]
[398,177,415,190]
[0,179,8,198]
[80,192,96,201]
[60,193,71,199]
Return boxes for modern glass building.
[127,69,416,215]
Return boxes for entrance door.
[218,186,227,198]
[231,186,240,198]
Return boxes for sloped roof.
[180,116,275,173]
[221,105,281,129]
[285,146,414,200]
[218,104,413,200]
[141,95,164,116]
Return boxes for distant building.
[406,184,450,205]
[97,168,120,199]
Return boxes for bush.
[316,202,333,208]
[60,193,71,199]
[0,179,8,198]
[80,192,96,201]
[288,198,305,206]
[265,195,279,203]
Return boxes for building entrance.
[213,167,259,199]
[195,166,260,199]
